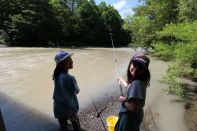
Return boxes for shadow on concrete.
[0,92,59,131]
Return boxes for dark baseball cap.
[131,54,150,68]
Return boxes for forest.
[0,0,130,47]
[0,0,197,96]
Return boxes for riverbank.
[0,91,151,131]
[182,78,197,131]
[1,82,195,131]
[78,77,197,131]
[78,92,153,131]
[0,92,59,131]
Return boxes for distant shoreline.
[0,44,7,48]
[0,45,131,49]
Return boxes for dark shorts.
[54,102,73,118]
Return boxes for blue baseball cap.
[54,50,73,64]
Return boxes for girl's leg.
[70,112,80,131]
[58,118,68,131]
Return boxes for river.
[0,47,188,131]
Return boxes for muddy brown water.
[0,47,188,131]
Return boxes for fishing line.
[56,42,61,51]
[110,33,119,75]
[110,33,123,96]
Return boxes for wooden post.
[0,109,6,131]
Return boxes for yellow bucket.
[106,116,118,131]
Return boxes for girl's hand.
[117,75,124,84]
[117,75,128,87]
[119,96,126,103]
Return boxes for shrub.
[151,42,176,61]
[152,21,197,98]
[0,30,7,45]
[160,62,184,98]
[175,43,197,79]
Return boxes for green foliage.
[152,21,197,98]
[175,43,197,79]
[135,0,179,27]
[176,43,197,65]
[50,0,74,45]
[98,1,130,46]
[123,0,197,98]
[124,15,153,48]
[178,0,197,22]
[124,0,180,48]
[0,0,129,47]
[1,0,59,46]
[124,0,197,49]
[158,21,197,43]
[161,45,197,98]
[75,0,106,46]
[99,4,122,32]
[0,30,8,44]
[161,63,184,98]
[151,42,176,61]
[154,21,197,64]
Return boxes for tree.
[2,0,59,46]
[0,0,130,47]
[98,1,130,46]
[60,0,78,12]
[178,0,197,22]
[50,0,74,46]
[75,0,107,46]
[124,0,180,48]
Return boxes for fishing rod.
[89,93,107,131]
[59,0,68,7]
[59,0,75,12]
[96,100,108,118]
[110,33,123,96]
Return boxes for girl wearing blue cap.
[53,51,81,131]
[115,54,151,131]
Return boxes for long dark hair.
[127,61,151,86]
[53,61,66,80]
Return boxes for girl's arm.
[122,99,141,112]
[117,75,128,87]
[119,96,141,112]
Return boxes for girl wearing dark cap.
[115,54,151,131]
[52,51,81,131]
